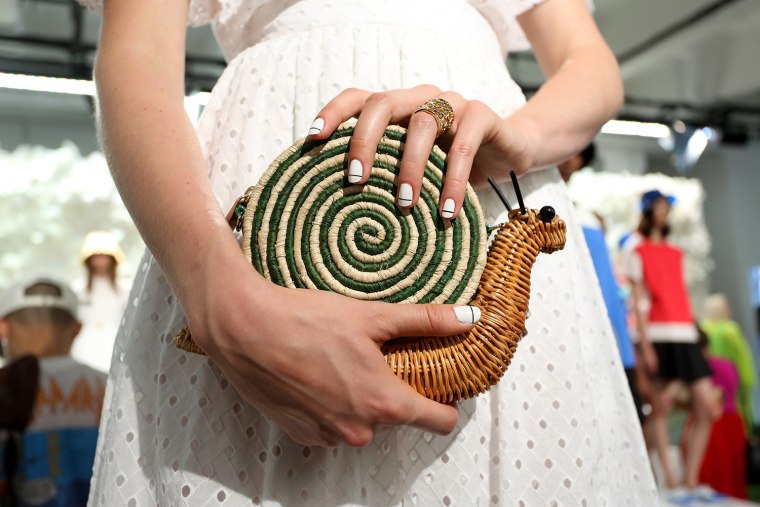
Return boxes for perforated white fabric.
[79,0,658,505]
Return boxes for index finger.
[397,382,460,435]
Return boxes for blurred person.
[0,356,40,507]
[561,145,645,423]
[701,293,757,434]
[70,231,129,373]
[0,275,106,507]
[680,325,746,500]
[557,142,595,182]
[622,190,717,493]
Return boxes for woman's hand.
[183,245,477,447]
[307,85,538,220]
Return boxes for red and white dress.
[623,234,711,381]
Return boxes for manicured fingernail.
[454,306,481,325]
[441,198,456,219]
[347,159,363,184]
[308,117,325,136]
[398,183,413,207]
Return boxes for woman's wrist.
[164,214,262,318]
[501,114,541,173]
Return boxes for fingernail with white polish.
[308,117,325,136]
[347,159,363,184]
[398,183,413,207]
[441,198,456,219]
[454,306,481,325]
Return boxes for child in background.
[681,326,746,499]
[0,275,106,507]
[71,231,129,373]
[702,293,757,435]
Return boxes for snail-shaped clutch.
[175,124,567,403]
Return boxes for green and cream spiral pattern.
[242,124,487,305]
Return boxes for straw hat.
[80,231,125,265]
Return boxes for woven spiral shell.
[242,124,488,305]
[173,123,568,402]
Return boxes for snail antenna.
[487,177,512,211]
[510,170,527,214]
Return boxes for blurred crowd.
[562,146,758,504]
[0,232,127,507]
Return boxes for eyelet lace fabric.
[78,0,657,505]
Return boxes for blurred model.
[623,190,716,492]
[70,231,129,372]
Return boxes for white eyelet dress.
[79,0,658,505]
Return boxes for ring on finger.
[414,97,454,137]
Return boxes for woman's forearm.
[510,0,624,170]
[506,45,622,169]
[94,52,249,306]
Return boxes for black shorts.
[653,342,712,383]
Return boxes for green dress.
[702,318,757,433]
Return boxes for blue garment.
[0,357,105,507]
[15,427,99,507]
[582,223,636,368]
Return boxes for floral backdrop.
[0,142,143,288]
[567,168,712,315]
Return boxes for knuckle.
[421,305,446,333]
[373,307,399,337]
[450,142,475,158]
[372,397,405,424]
[337,423,374,448]
[466,99,489,114]
[349,133,373,150]
[442,91,463,102]
[416,84,442,96]
[410,111,439,131]
[365,92,391,107]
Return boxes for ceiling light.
[0,72,96,96]
[600,120,671,139]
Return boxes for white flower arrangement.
[567,169,712,310]
[0,142,143,287]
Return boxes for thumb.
[372,302,481,342]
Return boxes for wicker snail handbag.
[175,123,567,403]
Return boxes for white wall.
[691,143,760,339]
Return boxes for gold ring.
[415,97,454,137]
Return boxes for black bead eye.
[539,206,556,223]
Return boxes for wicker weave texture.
[382,209,566,402]
[242,124,487,304]
[174,124,567,402]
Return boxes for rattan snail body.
[381,206,566,402]
[174,124,567,402]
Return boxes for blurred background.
[1,0,759,502]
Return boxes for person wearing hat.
[70,231,129,373]
[622,190,716,498]
[0,275,106,507]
